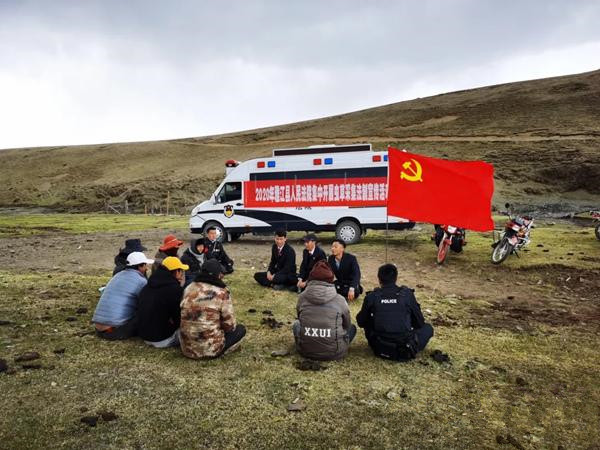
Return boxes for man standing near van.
[204,227,234,274]
[254,230,297,291]
[297,234,326,291]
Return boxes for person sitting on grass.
[112,238,147,275]
[92,251,153,340]
[152,234,184,273]
[137,257,189,348]
[327,239,363,301]
[296,233,326,292]
[356,264,433,362]
[204,227,235,274]
[253,229,297,291]
[180,238,206,286]
[180,259,246,359]
[293,260,356,361]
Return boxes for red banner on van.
[244,178,388,207]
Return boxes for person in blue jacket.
[92,252,153,340]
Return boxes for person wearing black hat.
[113,239,147,275]
[327,239,363,301]
[253,229,297,291]
[180,259,246,359]
[296,233,326,292]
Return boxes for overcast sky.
[1,1,599,149]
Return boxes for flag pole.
[385,212,389,263]
[385,145,390,263]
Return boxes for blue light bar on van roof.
[324,157,333,165]
[383,154,388,162]
[267,161,276,168]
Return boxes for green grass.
[1,216,599,449]
[0,214,189,237]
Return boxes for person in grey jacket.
[293,260,356,361]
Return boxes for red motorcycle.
[434,224,466,264]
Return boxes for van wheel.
[230,232,242,241]
[202,221,226,242]
[336,220,361,245]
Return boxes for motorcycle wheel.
[436,238,451,265]
[595,224,600,241]
[491,237,513,264]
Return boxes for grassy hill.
[2,69,599,214]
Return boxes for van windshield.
[216,182,242,203]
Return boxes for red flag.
[387,148,494,231]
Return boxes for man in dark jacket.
[113,238,146,275]
[356,264,434,361]
[204,227,234,274]
[327,239,363,301]
[254,229,297,291]
[180,238,206,286]
[137,256,189,348]
[296,234,326,291]
[293,260,356,360]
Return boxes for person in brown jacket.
[179,259,246,359]
[293,260,356,361]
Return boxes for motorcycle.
[491,203,534,264]
[434,224,466,265]
[592,210,600,241]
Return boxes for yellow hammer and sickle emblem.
[400,159,423,182]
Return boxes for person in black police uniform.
[327,239,363,301]
[356,263,433,361]
[204,227,234,274]
[254,229,297,291]
[296,234,326,291]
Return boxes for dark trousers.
[95,318,138,341]
[222,324,246,354]
[413,323,434,352]
[334,282,363,300]
[254,271,297,287]
[365,323,434,356]
[347,324,357,343]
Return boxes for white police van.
[190,143,414,244]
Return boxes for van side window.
[216,182,242,203]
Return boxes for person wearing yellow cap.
[137,256,189,348]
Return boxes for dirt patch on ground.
[470,263,600,330]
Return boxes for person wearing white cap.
[92,251,154,340]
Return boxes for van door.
[214,181,244,228]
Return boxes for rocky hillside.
[2,69,599,214]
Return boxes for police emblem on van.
[224,205,234,218]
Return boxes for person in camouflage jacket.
[180,259,246,359]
